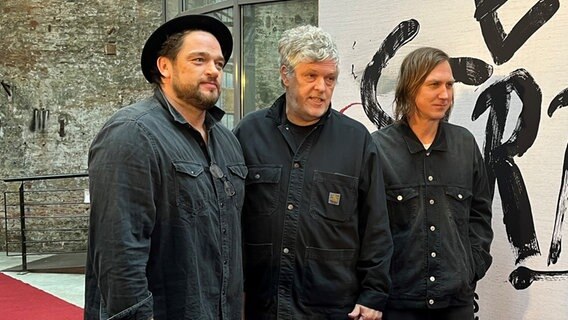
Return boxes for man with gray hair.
[234,25,393,319]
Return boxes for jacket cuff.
[356,289,388,312]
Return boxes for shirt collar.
[398,120,448,154]
[266,93,332,126]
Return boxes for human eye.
[305,73,316,81]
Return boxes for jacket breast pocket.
[309,171,358,223]
[173,161,211,222]
[244,165,281,216]
[445,186,472,226]
[227,164,248,210]
[385,187,420,231]
[302,247,358,307]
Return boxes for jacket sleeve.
[87,120,158,319]
[355,136,393,311]
[469,142,494,281]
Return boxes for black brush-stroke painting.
[360,19,419,129]
[509,266,568,290]
[359,1,566,299]
[359,20,494,129]
[474,0,560,65]
[504,87,568,289]
[546,89,568,265]
[472,68,542,264]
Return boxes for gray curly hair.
[278,25,339,80]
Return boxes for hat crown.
[141,14,233,83]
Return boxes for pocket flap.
[173,161,204,177]
[246,165,282,184]
[445,187,472,201]
[386,188,419,203]
[228,164,248,179]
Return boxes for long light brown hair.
[394,47,453,122]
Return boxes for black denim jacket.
[372,121,493,310]
[233,94,393,319]
[84,90,247,320]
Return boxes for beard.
[172,78,220,111]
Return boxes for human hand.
[348,304,383,320]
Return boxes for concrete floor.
[0,253,85,308]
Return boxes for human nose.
[439,86,451,99]
[205,60,221,77]
[313,76,325,91]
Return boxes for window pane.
[207,8,235,129]
[184,0,225,11]
[242,0,318,116]
[165,0,181,21]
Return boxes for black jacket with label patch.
[233,94,393,319]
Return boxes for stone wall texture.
[0,0,163,251]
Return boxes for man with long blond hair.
[372,47,493,320]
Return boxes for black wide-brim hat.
[141,13,233,83]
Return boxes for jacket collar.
[154,88,225,129]
[398,120,448,154]
[266,93,332,126]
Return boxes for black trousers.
[383,304,474,320]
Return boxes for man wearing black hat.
[84,14,246,320]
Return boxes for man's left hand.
[348,304,383,320]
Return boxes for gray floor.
[0,253,85,308]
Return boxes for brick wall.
[0,0,163,251]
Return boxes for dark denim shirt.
[233,94,393,319]
[372,121,493,310]
[84,90,247,320]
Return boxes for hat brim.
[141,14,233,83]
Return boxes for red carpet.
[0,273,83,320]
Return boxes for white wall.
[320,1,568,319]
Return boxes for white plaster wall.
[320,1,568,319]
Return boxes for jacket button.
[458,194,463,199]
[293,162,300,168]
[431,252,437,258]
[287,204,294,210]
[429,199,435,205]
[429,276,436,282]
[283,248,289,254]
[397,195,403,201]
[428,175,433,181]
[428,299,435,305]
[254,173,260,179]
[430,225,436,231]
